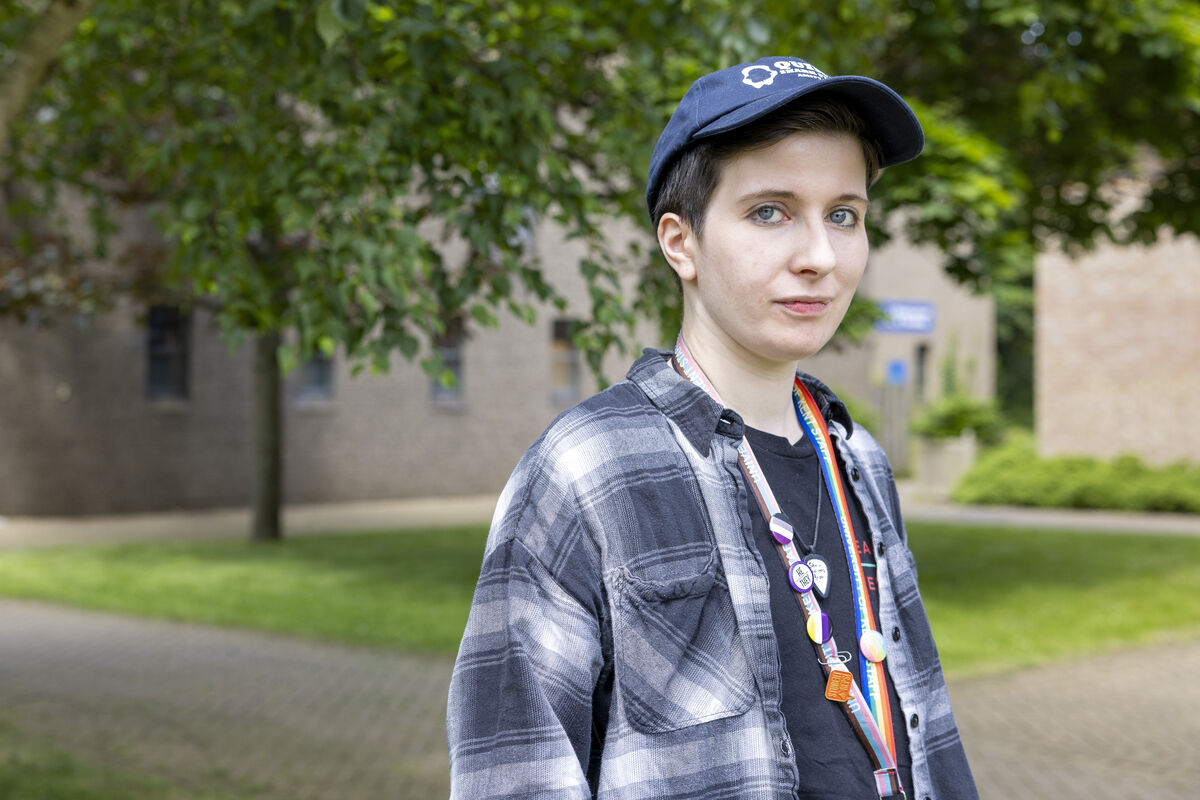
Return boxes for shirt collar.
[626,349,854,455]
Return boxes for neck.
[678,327,802,443]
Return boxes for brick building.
[1036,232,1200,465]
[0,219,992,516]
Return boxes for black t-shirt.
[741,425,913,800]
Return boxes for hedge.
[951,433,1200,513]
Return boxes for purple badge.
[787,560,814,594]
[770,513,794,545]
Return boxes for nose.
[790,223,837,277]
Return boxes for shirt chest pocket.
[610,548,756,734]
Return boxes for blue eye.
[829,209,858,227]
[753,206,783,223]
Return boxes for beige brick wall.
[0,214,994,515]
[1036,233,1200,465]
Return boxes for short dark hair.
[651,99,884,237]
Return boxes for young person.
[448,56,978,800]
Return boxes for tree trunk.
[251,330,284,541]
[0,0,100,175]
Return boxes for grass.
[0,526,489,654]
[0,720,244,800]
[909,522,1200,677]
[0,522,1198,676]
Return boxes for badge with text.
[825,669,853,702]
[806,554,831,599]
[787,559,814,594]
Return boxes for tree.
[5,0,1197,533]
[1,0,104,320]
[7,0,712,538]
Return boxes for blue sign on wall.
[885,359,909,386]
[875,300,935,334]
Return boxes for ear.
[656,212,698,283]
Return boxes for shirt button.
[780,738,791,757]
[877,542,885,556]
[850,466,861,481]
[892,627,901,642]
[910,714,920,729]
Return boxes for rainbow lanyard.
[673,336,903,798]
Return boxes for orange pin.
[824,669,853,703]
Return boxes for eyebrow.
[736,189,871,209]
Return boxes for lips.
[777,297,831,315]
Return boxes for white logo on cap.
[743,60,830,90]
[742,65,777,89]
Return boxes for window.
[432,317,465,406]
[295,352,334,402]
[550,318,582,406]
[914,342,930,404]
[146,305,190,401]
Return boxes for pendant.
[787,560,814,594]
[825,668,853,703]
[859,629,887,663]
[806,554,830,599]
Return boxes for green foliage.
[953,433,1200,513]
[911,394,1005,445]
[7,1,713,371]
[4,0,1198,382]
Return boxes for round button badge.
[860,629,888,663]
[787,560,814,594]
[806,612,832,643]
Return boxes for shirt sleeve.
[447,474,605,799]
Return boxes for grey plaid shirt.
[448,350,977,799]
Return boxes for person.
[447,55,978,800]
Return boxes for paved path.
[2,597,1198,799]
[1,498,1199,798]
[0,599,452,800]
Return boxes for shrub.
[911,394,1005,446]
[952,433,1200,513]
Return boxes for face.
[659,130,870,371]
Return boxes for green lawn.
[0,526,489,654]
[909,522,1200,677]
[0,522,1198,677]
[0,720,243,800]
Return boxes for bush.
[952,433,1200,513]
[911,394,1005,446]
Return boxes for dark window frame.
[146,305,190,402]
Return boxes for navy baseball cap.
[646,56,924,214]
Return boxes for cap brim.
[692,75,924,168]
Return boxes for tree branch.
[0,0,101,176]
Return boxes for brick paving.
[2,597,1198,799]
[0,599,452,800]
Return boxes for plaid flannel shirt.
[448,350,977,800]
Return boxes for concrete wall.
[1036,233,1200,465]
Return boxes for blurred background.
[0,1,1198,798]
